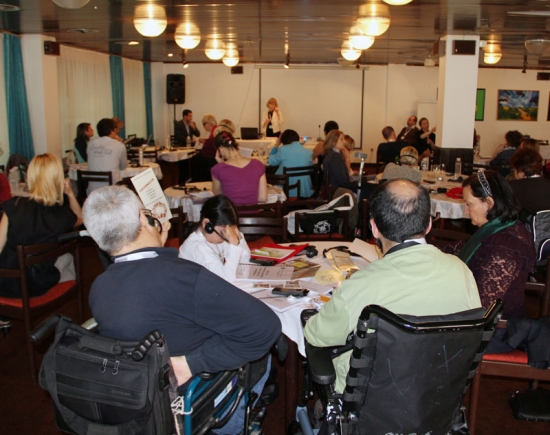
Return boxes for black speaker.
[452,40,476,55]
[166,74,185,104]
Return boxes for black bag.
[509,388,550,422]
[38,316,176,435]
[299,210,340,234]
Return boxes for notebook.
[241,127,259,140]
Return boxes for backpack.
[37,316,177,435]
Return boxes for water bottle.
[421,157,429,171]
[454,157,462,178]
[139,148,144,166]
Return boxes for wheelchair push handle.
[131,330,164,361]
[29,314,65,343]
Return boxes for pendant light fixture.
[175,23,201,50]
[349,25,375,50]
[222,43,240,67]
[133,4,167,37]
[52,0,89,8]
[205,38,225,60]
[357,3,391,37]
[341,40,362,61]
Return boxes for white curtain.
[0,34,10,169]
[57,46,112,154]
[122,57,146,139]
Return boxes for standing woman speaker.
[262,97,283,138]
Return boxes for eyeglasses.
[142,209,162,234]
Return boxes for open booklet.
[131,168,172,222]
[250,243,308,264]
[236,264,294,281]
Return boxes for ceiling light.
[383,0,413,4]
[357,3,391,37]
[284,53,290,68]
[483,43,502,64]
[205,39,225,60]
[222,43,240,67]
[52,0,90,8]
[175,23,201,50]
[128,41,140,46]
[349,26,375,50]
[341,40,361,61]
[424,56,435,67]
[133,4,167,37]
[167,53,174,57]
[182,50,189,69]
[524,38,550,56]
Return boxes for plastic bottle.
[454,157,462,178]
[139,148,144,166]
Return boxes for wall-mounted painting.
[497,90,539,121]
[475,88,485,121]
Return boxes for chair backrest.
[525,256,550,317]
[266,173,300,199]
[426,228,471,247]
[127,148,157,162]
[238,215,288,243]
[345,301,503,435]
[169,205,189,246]
[527,210,550,265]
[77,170,113,203]
[283,165,316,198]
[235,201,283,217]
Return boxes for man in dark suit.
[174,109,201,147]
[377,126,408,169]
[174,109,201,184]
[397,115,419,144]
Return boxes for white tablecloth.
[157,147,197,162]
[164,182,287,221]
[68,162,163,181]
[422,175,467,219]
[234,240,378,356]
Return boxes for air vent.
[537,72,550,80]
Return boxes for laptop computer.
[241,127,259,140]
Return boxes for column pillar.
[436,35,480,149]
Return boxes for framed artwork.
[497,90,539,121]
[475,88,485,121]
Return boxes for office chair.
[298,300,503,435]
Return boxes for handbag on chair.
[33,315,177,435]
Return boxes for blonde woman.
[382,146,422,184]
[211,132,267,205]
[262,97,283,137]
[0,153,82,300]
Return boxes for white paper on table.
[131,168,173,222]
[236,264,293,281]
[246,288,317,313]
[350,238,380,263]
[190,190,214,199]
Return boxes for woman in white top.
[178,195,250,283]
[262,97,283,138]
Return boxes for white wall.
[476,68,550,156]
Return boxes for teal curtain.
[109,55,125,138]
[3,33,34,161]
[143,62,153,140]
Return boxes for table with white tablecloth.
[68,162,163,181]
[157,147,197,162]
[421,175,468,219]
[164,182,287,221]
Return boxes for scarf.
[458,218,516,265]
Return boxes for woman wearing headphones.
[381,146,422,184]
[178,195,250,282]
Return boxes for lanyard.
[114,251,159,263]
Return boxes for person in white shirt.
[179,195,250,282]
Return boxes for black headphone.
[142,209,162,234]
[204,221,229,242]
[305,245,318,258]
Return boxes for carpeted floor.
[0,243,548,435]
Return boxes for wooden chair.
[238,215,288,244]
[266,173,300,200]
[77,170,112,203]
[360,198,371,242]
[235,201,283,218]
[0,240,84,383]
[165,205,189,248]
[425,227,471,246]
[283,165,317,199]
[467,256,550,434]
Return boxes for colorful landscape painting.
[497,90,539,121]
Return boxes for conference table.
[421,175,468,220]
[164,181,287,221]
[235,239,379,429]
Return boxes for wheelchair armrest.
[305,342,336,385]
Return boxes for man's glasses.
[142,209,162,234]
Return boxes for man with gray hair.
[82,186,281,432]
[304,179,481,393]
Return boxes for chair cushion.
[483,349,528,364]
[0,280,76,308]
[164,238,180,249]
